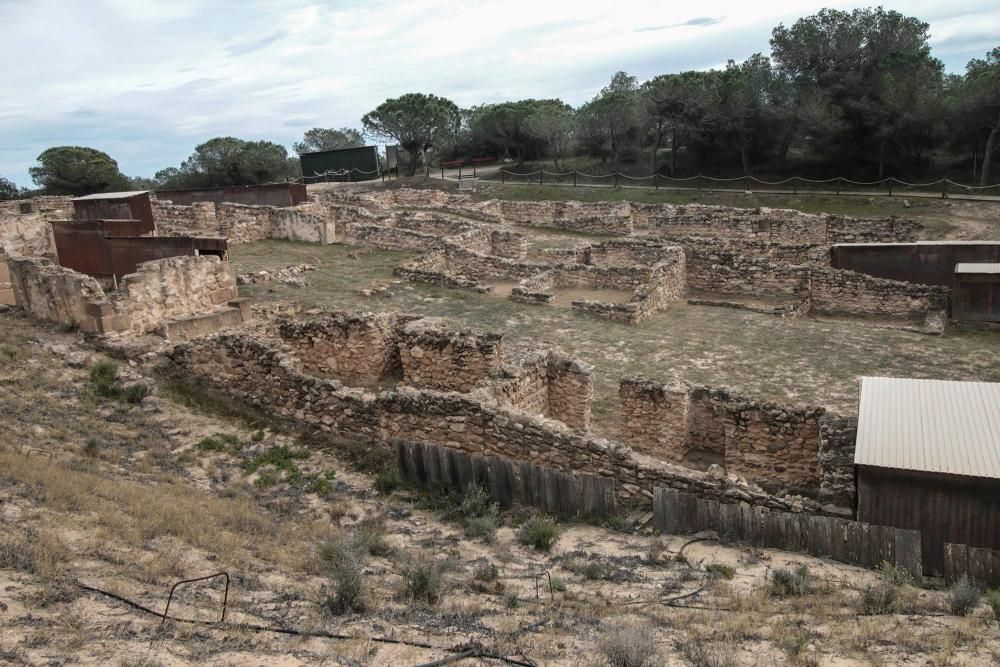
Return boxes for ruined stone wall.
[0,257,13,305]
[151,200,220,237]
[278,312,407,384]
[218,203,273,243]
[398,318,503,392]
[809,267,950,332]
[587,240,681,268]
[6,253,244,336]
[270,206,335,244]
[5,255,109,331]
[545,355,594,431]
[490,230,528,260]
[498,200,633,235]
[619,377,827,495]
[167,331,831,513]
[570,249,687,324]
[665,236,830,267]
[348,223,439,251]
[685,246,812,300]
[818,415,858,508]
[393,248,490,292]
[109,256,239,335]
[0,214,56,257]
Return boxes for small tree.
[577,72,642,166]
[962,47,1000,185]
[362,93,460,176]
[524,103,576,170]
[29,146,128,196]
[0,176,27,201]
[293,127,365,154]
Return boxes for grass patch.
[352,517,392,557]
[877,560,914,586]
[517,515,560,552]
[705,563,735,580]
[373,461,401,494]
[948,575,981,616]
[861,582,898,615]
[769,564,812,598]
[986,589,1000,622]
[599,618,658,667]
[87,360,150,405]
[196,433,242,452]
[399,557,444,605]
[83,436,103,457]
[320,535,365,615]
[242,445,310,475]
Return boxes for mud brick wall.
[398,318,503,392]
[151,200,220,237]
[619,377,828,495]
[685,246,812,299]
[278,311,408,384]
[166,331,832,513]
[809,267,950,332]
[110,256,238,335]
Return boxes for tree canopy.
[155,137,300,189]
[29,146,128,196]
[293,127,365,154]
[362,93,460,175]
[0,176,28,201]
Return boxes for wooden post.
[539,170,543,185]
[745,176,751,192]
[458,165,462,180]
[941,179,947,199]
[614,173,619,189]
[473,165,477,178]
[501,170,505,185]
[573,171,577,187]
[836,178,841,195]
[440,166,444,181]
[888,178,893,196]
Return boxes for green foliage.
[948,575,981,616]
[243,445,310,474]
[29,146,128,195]
[472,561,499,582]
[89,360,119,394]
[122,383,149,405]
[293,127,365,154]
[303,474,333,497]
[362,93,460,175]
[503,591,520,609]
[516,515,559,552]
[986,589,1000,622]
[196,433,241,452]
[373,461,400,494]
[352,517,392,557]
[861,582,898,615]
[877,560,914,586]
[83,436,103,456]
[251,430,265,442]
[705,563,736,580]
[0,175,28,201]
[400,558,444,605]
[156,137,300,189]
[320,536,364,614]
[550,575,567,592]
[769,564,812,597]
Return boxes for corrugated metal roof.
[855,376,1000,479]
[955,263,1000,274]
[72,191,149,201]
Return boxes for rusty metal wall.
[857,466,1000,575]
[52,225,114,277]
[953,274,1000,322]
[156,183,307,207]
[831,243,1000,287]
[72,194,155,230]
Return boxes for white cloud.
[1,0,997,184]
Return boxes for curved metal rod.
[162,571,230,624]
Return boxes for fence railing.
[482,169,1000,201]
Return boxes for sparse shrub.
[320,536,364,614]
[254,469,277,488]
[459,482,497,519]
[503,591,520,609]
[251,429,265,442]
[473,561,499,582]
[986,589,1000,622]
[877,560,914,586]
[550,575,567,592]
[517,515,559,552]
[0,344,18,363]
[948,575,981,616]
[83,436,103,456]
[89,360,120,398]
[705,563,735,580]
[674,637,737,667]
[861,582,898,615]
[352,517,392,557]
[304,474,333,497]
[373,461,400,494]
[122,383,149,405]
[566,556,612,581]
[400,557,444,605]
[60,320,80,333]
[463,516,498,541]
[243,445,309,475]
[598,618,658,667]
[776,622,812,657]
[647,537,667,564]
[770,564,812,597]
[197,436,226,452]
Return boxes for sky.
[1,0,998,186]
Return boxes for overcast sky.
[1,0,998,185]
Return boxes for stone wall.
[151,200,218,237]
[619,377,828,495]
[5,253,246,337]
[398,318,503,392]
[0,257,13,305]
[818,415,858,508]
[218,203,273,243]
[166,331,832,514]
[278,311,409,384]
[809,267,950,333]
[685,246,812,300]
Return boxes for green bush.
[304,474,333,497]
[503,591,520,609]
[770,565,812,597]
[352,517,392,557]
[986,589,1000,622]
[462,516,498,541]
[243,445,310,474]
[400,558,444,605]
[89,360,120,398]
[472,561,499,582]
[373,462,401,494]
[705,563,736,580]
[251,429,265,442]
[517,515,560,552]
[320,537,364,614]
[948,575,981,616]
[83,436,103,456]
[122,383,149,404]
[877,560,914,586]
[861,582,898,615]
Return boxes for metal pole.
[573,171,577,187]
[539,170,543,186]
[473,165,477,178]
[441,166,444,181]
[614,173,619,189]
[745,176,750,192]
[836,178,841,195]
[941,179,947,199]
[459,165,462,180]
[888,178,893,197]
[654,173,658,190]
[501,170,505,185]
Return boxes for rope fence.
[478,169,1000,201]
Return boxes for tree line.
[3,6,998,199]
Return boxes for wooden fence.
[394,439,616,518]
[652,487,922,579]
[944,544,1000,586]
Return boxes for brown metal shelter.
[855,377,1000,575]
[155,183,307,207]
[831,241,1000,287]
[71,191,155,231]
[953,263,1000,324]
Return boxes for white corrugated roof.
[956,263,1000,274]
[72,191,149,201]
[855,377,1000,479]
[833,241,1000,247]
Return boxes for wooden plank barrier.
[652,486,923,578]
[944,543,1000,586]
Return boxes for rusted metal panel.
[71,191,155,230]
[831,242,1000,287]
[156,183,307,207]
[52,225,113,277]
[858,466,1000,575]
